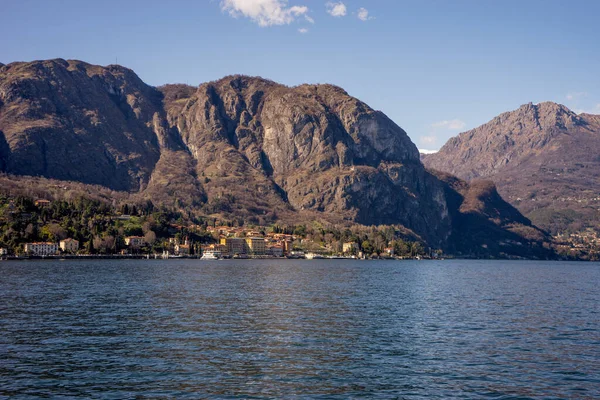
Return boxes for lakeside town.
[0,223,430,261]
[0,196,435,261]
[1,195,598,261]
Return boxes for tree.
[86,238,95,254]
[411,242,424,257]
[144,230,157,245]
[394,240,410,256]
[361,240,373,255]
[373,235,386,254]
[47,224,67,241]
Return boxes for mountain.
[423,102,600,233]
[0,59,554,257]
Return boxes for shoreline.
[0,254,430,261]
[1,256,592,262]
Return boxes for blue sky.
[1,0,599,151]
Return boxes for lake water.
[1,259,599,399]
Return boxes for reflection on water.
[1,260,599,398]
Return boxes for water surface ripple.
[1,260,599,399]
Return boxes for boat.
[305,252,326,260]
[201,250,222,260]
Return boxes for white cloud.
[430,119,467,130]
[221,0,309,27]
[298,27,309,33]
[419,149,438,155]
[566,92,587,101]
[304,15,314,23]
[574,103,600,115]
[326,1,347,17]
[357,7,372,21]
[420,136,437,145]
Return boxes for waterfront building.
[343,242,359,253]
[24,242,58,256]
[59,238,80,253]
[282,240,292,255]
[0,247,7,256]
[220,237,248,256]
[268,246,284,257]
[125,236,145,248]
[205,243,227,254]
[246,237,266,255]
[175,243,190,255]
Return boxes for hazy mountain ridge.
[0,59,554,257]
[423,102,600,233]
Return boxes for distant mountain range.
[0,59,554,258]
[423,102,600,234]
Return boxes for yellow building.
[220,237,248,256]
[34,199,51,208]
[246,237,266,255]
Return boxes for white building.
[125,236,145,248]
[343,242,359,253]
[60,238,80,253]
[175,243,190,255]
[24,242,58,256]
[0,248,8,256]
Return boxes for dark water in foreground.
[1,260,599,399]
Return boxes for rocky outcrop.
[0,60,554,256]
[161,76,454,247]
[0,59,186,191]
[423,102,600,233]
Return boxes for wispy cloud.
[566,92,587,101]
[298,27,309,34]
[357,7,373,21]
[326,1,347,17]
[304,15,314,24]
[221,0,309,27]
[430,119,467,130]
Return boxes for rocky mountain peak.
[423,101,600,234]
[0,59,177,191]
[491,101,582,133]
[423,102,588,182]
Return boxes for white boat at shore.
[201,250,222,260]
[305,252,326,260]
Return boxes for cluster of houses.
[554,229,600,257]
[203,236,287,258]
[201,226,298,257]
[200,226,364,258]
[3,223,366,258]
